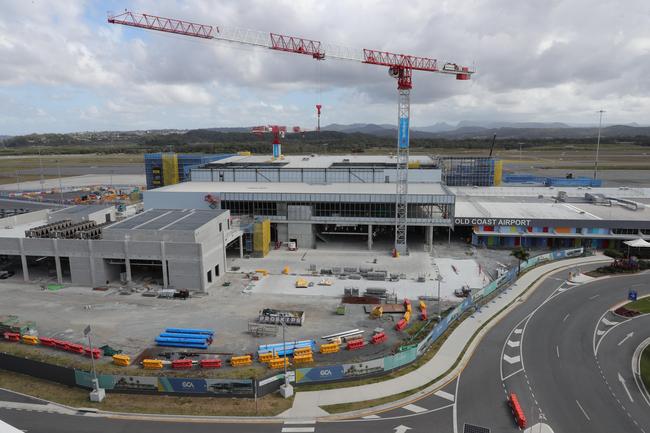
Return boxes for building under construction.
[144,153,650,253]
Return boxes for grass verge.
[625,296,650,314]
[0,369,291,416]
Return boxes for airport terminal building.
[144,154,650,251]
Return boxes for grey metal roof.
[107,209,224,232]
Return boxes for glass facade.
[440,157,501,187]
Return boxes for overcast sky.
[1,0,649,135]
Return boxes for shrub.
[604,249,624,259]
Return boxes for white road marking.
[502,368,524,381]
[434,390,455,402]
[281,428,315,433]
[618,332,634,346]
[507,340,521,348]
[562,313,570,322]
[393,425,412,433]
[556,345,560,359]
[618,372,635,403]
[589,294,600,300]
[576,400,590,421]
[283,420,316,425]
[402,403,427,414]
[503,354,521,364]
[602,317,618,326]
[514,328,523,334]
[596,330,606,336]
[362,415,381,419]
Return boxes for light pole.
[57,160,63,204]
[435,274,443,320]
[84,325,105,402]
[593,109,605,181]
[279,317,293,398]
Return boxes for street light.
[593,109,605,181]
[84,325,105,402]
[279,317,293,398]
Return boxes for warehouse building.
[0,206,240,292]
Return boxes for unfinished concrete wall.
[69,256,93,286]
[168,260,202,291]
[288,223,315,249]
[276,223,288,242]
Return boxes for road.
[457,270,650,432]
[1,269,649,433]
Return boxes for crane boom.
[108,10,474,256]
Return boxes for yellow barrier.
[143,359,163,369]
[21,335,39,345]
[113,354,131,366]
[230,355,253,367]
[282,266,290,275]
[258,352,276,363]
[419,300,426,310]
[293,347,312,356]
[406,303,412,313]
[293,354,314,364]
[255,269,269,276]
[403,310,411,323]
[268,357,291,369]
[319,342,340,354]
[238,151,252,156]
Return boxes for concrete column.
[448,226,451,245]
[124,239,132,283]
[53,239,63,284]
[239,234,244,258]
[160,241,168,288]
[88,240,96,287]
[19,238,29,282]
[367,224,373,250]
[426,226,434,251]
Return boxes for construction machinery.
[108,11,474,256]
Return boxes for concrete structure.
[144,181,455,250]
[0,207,239,292]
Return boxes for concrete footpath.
[281,254,609,418]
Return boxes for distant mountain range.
[320,122,650,140]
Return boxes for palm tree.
[511,246,530,275]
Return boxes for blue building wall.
[145,153,233,190]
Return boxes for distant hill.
[0,135,11,141]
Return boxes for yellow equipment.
[230,355,253,367]
[295,278,309,288]
[143,359,163,369]
[319,342,340,354]
[113,354,131,366]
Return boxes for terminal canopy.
[623,238,650,248]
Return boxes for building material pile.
[155,327,214,349]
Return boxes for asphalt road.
[457,269,650,433]
[1,268,649,433]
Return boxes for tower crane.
[108,11,474,256]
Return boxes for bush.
[604,249,624,259]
